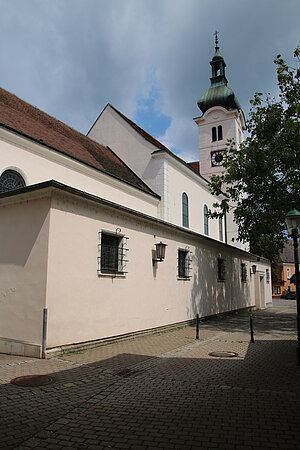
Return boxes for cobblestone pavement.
[1,299,299,449]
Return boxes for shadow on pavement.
[1,335,300,449]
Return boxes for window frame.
[217,258,226,282]
[204,204,209,236]
[182,192,189,228]
[0,169,25,194]
[177,248,192,280]
[219,216,223,242]
[241,263,247,283]
[98,230,128,277]
[212,127,217,142]
[217,125,223,141]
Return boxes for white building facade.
[0,40,272,357]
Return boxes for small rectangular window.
[178,249,191,279]
[286,268,290,279]
[266,269,270,284]
[218,258,226,281]
[98,231,128,275]
[274,286,281,295]
[241,263,247,282]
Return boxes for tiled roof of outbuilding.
[0,87,158,198]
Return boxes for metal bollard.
[42,308,48,359]
[196,313,200,340]
[250,314,254,343]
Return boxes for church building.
[0,38,272,358]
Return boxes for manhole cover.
[209,351,238,358]
[11,375,53,387]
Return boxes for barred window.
[98,231,128,275]
[266,269,270,284]
[218,258,226,281]
[241,263,247,282]
[178,249,192,279]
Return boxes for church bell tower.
[194,33,245,180]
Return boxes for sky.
[0,0,298,162]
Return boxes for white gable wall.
[88,105,156,181]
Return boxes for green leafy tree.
[209,47,300,264]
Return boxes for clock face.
[211,151,224,167]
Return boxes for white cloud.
[0,0,298,161]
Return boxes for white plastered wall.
[0,195,50,357]
[44,189,272,349]
[88,105,156,182]
[0,128,159,217]
[162,155,222,241]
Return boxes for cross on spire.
[214,30,219,51]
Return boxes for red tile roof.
[187,161,200,174]
[0,87,158,198]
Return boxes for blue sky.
[0,0,298,162]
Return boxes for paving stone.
[1,300,300,449]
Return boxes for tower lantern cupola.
[197,33,242,114]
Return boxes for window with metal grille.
[182,192,189,228]
[0,169,25,194]
[241,263,247,282]
[266,269,270,283]
[218,258,226,281]
[178,249,192,279]
[98,231,128,275]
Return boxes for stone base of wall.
[0,337,42,358]
[46,305,254,358]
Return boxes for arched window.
[0,170,25,194]
[219,216,223,241]
[218,125,223,141]
[182,193,189,228]
[212,127,217,142]
[204,205,209,236]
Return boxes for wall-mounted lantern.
[153,241,167,264]
[250,264,257,276]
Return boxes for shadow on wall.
[0,201,49,267]
[188,245,251,319]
